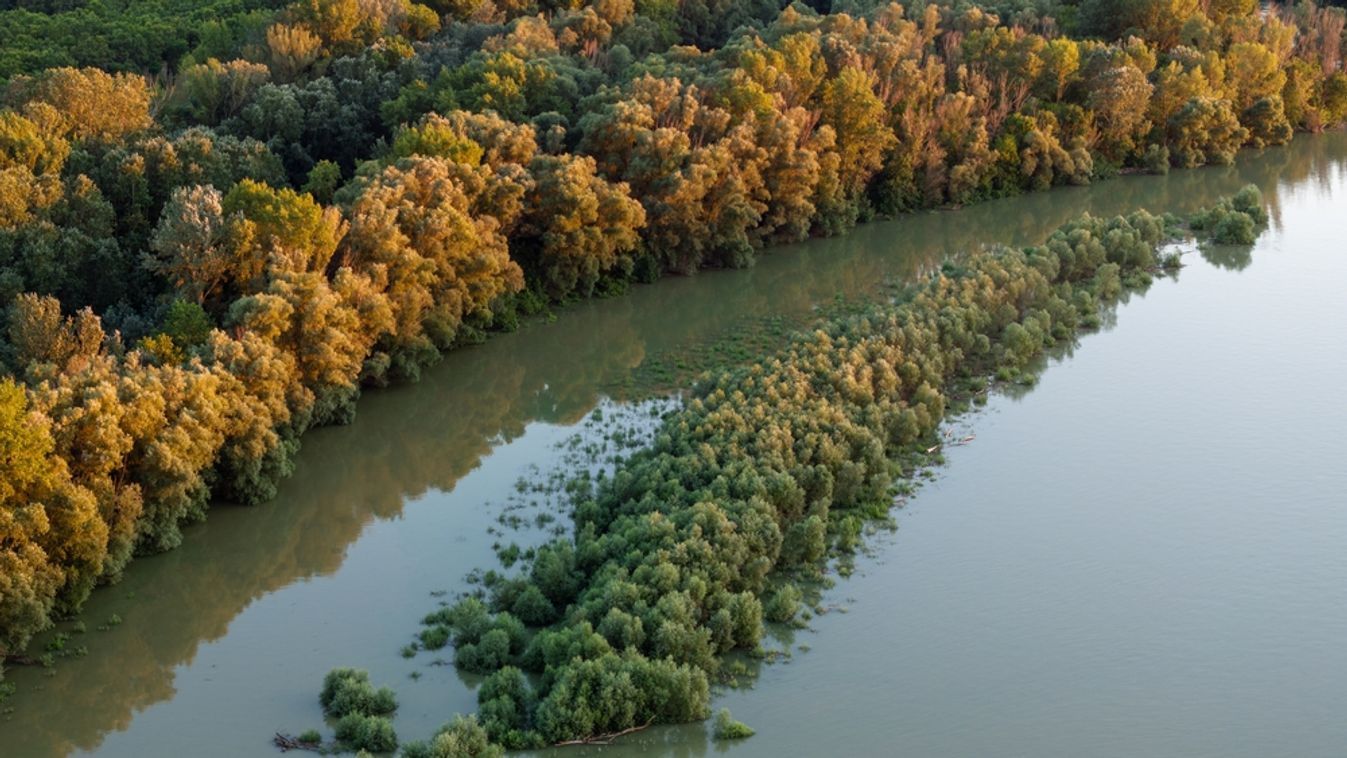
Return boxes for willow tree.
[0,379,104,657]
[517,153,645,300]
[340,155,525,381]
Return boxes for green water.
[2,133,1345,757]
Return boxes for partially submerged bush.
[320,668,398,718]
[334,712,398,752]
[764,584,803,624]
[419,625,451,650]
[1190,184,1267,245]
[401,715,504,758]
[713,708,755,740]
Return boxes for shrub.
[334,712,398,752]
[510,585,557,626]
[1190,185,1265,245]
[455,628,512,673]
[1212,213,1256,245]
[420,625,451,650]
[713,708,755,740]
[1231,185,1268,225]
[764,584,803,624]
[320,668,398,718]
[1142,144,1170,175]
[402,715,504,758]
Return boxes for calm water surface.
[2,133,1345,758]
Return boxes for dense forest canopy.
[0,0,1343,703]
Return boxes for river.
[2,132,1344,758]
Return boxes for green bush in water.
[477,667,539,749]
[455,628,512,673]
[420,625,451,650]
[764,584,803,624]
[1191,184,1267,244]
[1213,213,1256,245]
[1231,185,1270,225]
[334,712,398,752]
[510,584,558,626]
[713,708,755,740]
[401,715,504,758]
[320,668,398,718]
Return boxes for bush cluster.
[320,667,398,718]
[319,668,399,752]
[403,191,1265,748]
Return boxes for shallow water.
[3,133,1345,757]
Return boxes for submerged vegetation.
[402,715,503,758]
[276,668,402,753]
[0,0,1338,698]
[320,667,399,719]
[383,192,1267,750]
[713,708,756,740]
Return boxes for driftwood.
[930,432,976,452]
[2,653,40,666]
[553,722,652,747]
[272,733,323,753]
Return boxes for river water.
[2,133,1345,758]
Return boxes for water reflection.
[2,132,1344,757]
[1200,242,1256,271]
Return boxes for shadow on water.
[1,132,1344,757]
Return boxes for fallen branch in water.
[553,722,652,746]
[2,653,40,666]
[272,733,324,753]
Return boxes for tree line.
[0,0,1342,684]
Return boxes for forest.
[0,0,1343,702]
